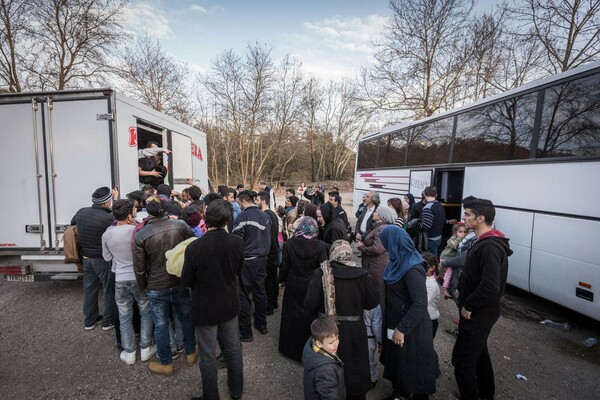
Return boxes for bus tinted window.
[357,138,378,169]
[378,131,409,168]
[406,118,453,166]
[538,72,600,158]
[454,94,535,162]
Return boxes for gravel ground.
[1,193,599,399]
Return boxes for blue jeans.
[115,280,154,352]
[83,258,116,327]
[169,306,184,353]
[196,317,244,399]
[428,237,442,256]
[148,286,196,365]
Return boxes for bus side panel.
[0,102,48,248]
[494,208,533,292]
[530,214,599,320]
[353,167,413,213]
[462,162,600,219]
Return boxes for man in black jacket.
[134,196,197,376]
[452,196,512,400]
[181,200,244,400]
[355,191,380,241]
[232,191,272,341]
[71,186,118,331]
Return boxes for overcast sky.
[122,0,397,81]
[122,0,500,82]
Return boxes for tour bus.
[0,89,210,282]
[353,62,600,321]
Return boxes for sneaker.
[120,350,136,365]
[444,328,459,338]
[172,351,180,360]
[141,345,157,362]
[102,323,115,331]
[186,348,200,366]
[240,335,254,343]
[254,324,268,335]
[216,353,227,370]
[176,345,184,354]
[149,361,174,376]
[84,315,103,331]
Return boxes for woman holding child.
[380,225,436,400]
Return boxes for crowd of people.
[69,180,512,400]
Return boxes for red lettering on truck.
[129,126,137,147]
[192,143,203,161]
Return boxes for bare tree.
[23,0,126,90]
[513,0,600,73]
[361,0,475,120]
[117,33,194,123]
[0,0,29,92]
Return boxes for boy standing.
[302,318,345,400]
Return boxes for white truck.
[0,89,210,281]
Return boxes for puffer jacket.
[71,205,115,258]
[302,338,345,400]
[134,216,194,292]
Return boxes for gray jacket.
[302,338,345,400]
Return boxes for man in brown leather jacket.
[133,196,198,376]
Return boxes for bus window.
[406,118,453,166]
[537,72,600,158]
[378,131,409,168]
[454,93,535,163]
[357,138,378,169]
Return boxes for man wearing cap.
[134,196,198,376]
[71,186,119,331]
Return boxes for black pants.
[265,253,279,310]
[452,306,501,400]
[238,256,268,337]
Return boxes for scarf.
[293,216,319,239]
[380,225,423,284]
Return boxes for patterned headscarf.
[293,216,319,239]
[328,239,357,267]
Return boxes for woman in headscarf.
[319,202,347,245]
[278,217,328,362]
[356,206,396,310]
[304,240,379,400]
[379,225,436,400]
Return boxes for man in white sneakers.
[102,199,155,365]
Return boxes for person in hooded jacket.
[319,202,347,245]
[380,224,437,400]
[302,317,346,400]
[279,217,329,362]
[452,196,512,400]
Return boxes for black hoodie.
[457,230,513,312]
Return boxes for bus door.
[434,168,465,238]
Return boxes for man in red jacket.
[452,196,512,400]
